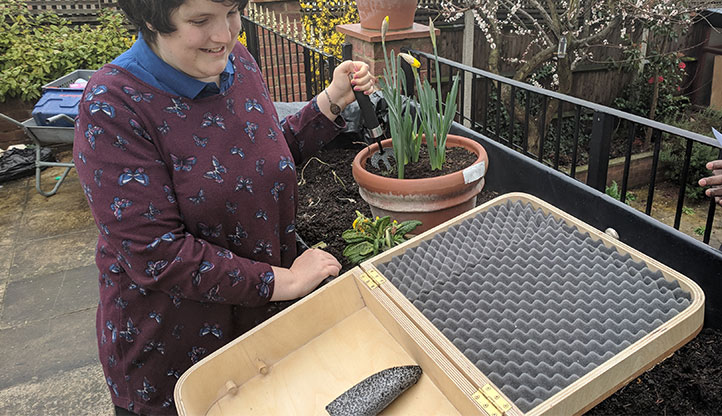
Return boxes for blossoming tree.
[438,0,713,151]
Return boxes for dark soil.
[364,145,478,179]
[296,142,722,415]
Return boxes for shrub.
[0,0,133,101]
[299,0,358,58]
[661,137,717,200]
[661,108,722,200]
[613,55,690,123]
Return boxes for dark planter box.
[450,123,722,329]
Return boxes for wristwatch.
[324,89,342,116]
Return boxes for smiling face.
[148,0,241,85]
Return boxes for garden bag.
[0,147,54,184]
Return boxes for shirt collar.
[124,32,235,99]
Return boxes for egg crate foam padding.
[375,199,693,413]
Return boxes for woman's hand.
[699,160,722,206]
[319,60,375,120]
[270,248,341,301]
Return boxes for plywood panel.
[206,308,461,415]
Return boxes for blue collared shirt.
[111,33,235,100]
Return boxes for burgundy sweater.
[73,43,342,414]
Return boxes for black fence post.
[242,17,260,64]
[342,43,352,61]
[586,111,615,192]
[400,47,415,97]
[303,48,314,100]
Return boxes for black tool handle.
[353,90,385,144]
[353,90,379,131]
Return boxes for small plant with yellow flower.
[342,211,421,264]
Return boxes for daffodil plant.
[379,17,461,177]
[379,16,420,179]
[415,18,461,170]
[342,211,422,264]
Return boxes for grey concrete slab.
[9,229,97,282]
[61,228,99,270]
[0,363,113,416]
[0,308,98,390]
[1,265,98,328]
[0,243,11,282]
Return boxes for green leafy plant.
[379,17,420,179]
[0,1,133,101]
[378,17,461,178]
[605,180,636,204]
[694,226,705,236]
[660,137,717,201]
[413,18,460,171]
[342,210,421,264]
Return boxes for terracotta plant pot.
[356,0,419,31]
[352,134,488,234]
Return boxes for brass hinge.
[359,269,386,289]
[472,390,502,416]
[472,383,512,416]
[359,272,377,289]
[482,383,512,413]
[367,269,386,286]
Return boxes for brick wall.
[0,100,35,149]
[573,152,667,189]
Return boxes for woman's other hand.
[699,159,722,206]
[270,248,341,301]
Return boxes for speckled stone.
[325,365,422,416]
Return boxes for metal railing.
[242,15,343,102]
[240,9,721,247]
[406,48,722,245]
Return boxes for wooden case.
[175,193,704,416]
[360,192,705,416]
[174,266,511,415]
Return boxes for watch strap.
[324,89,342,116]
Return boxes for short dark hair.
[117,0,248,44]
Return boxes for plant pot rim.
[352,134,488,191]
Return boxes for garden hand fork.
[354,89,394,171]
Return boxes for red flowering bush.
[615,55,689,122]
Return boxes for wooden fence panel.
[26,0,119,23]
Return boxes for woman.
[72,0,374,414]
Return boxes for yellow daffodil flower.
[399,53,421,69]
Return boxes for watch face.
[330,102,342,116]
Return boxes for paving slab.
[9,229,97,282]
[0,243,11,282]
[20,201,94,240]
[0,188,25,247]
[0,363,113,416]
[1,265,98,328]
[0,308,98,390]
